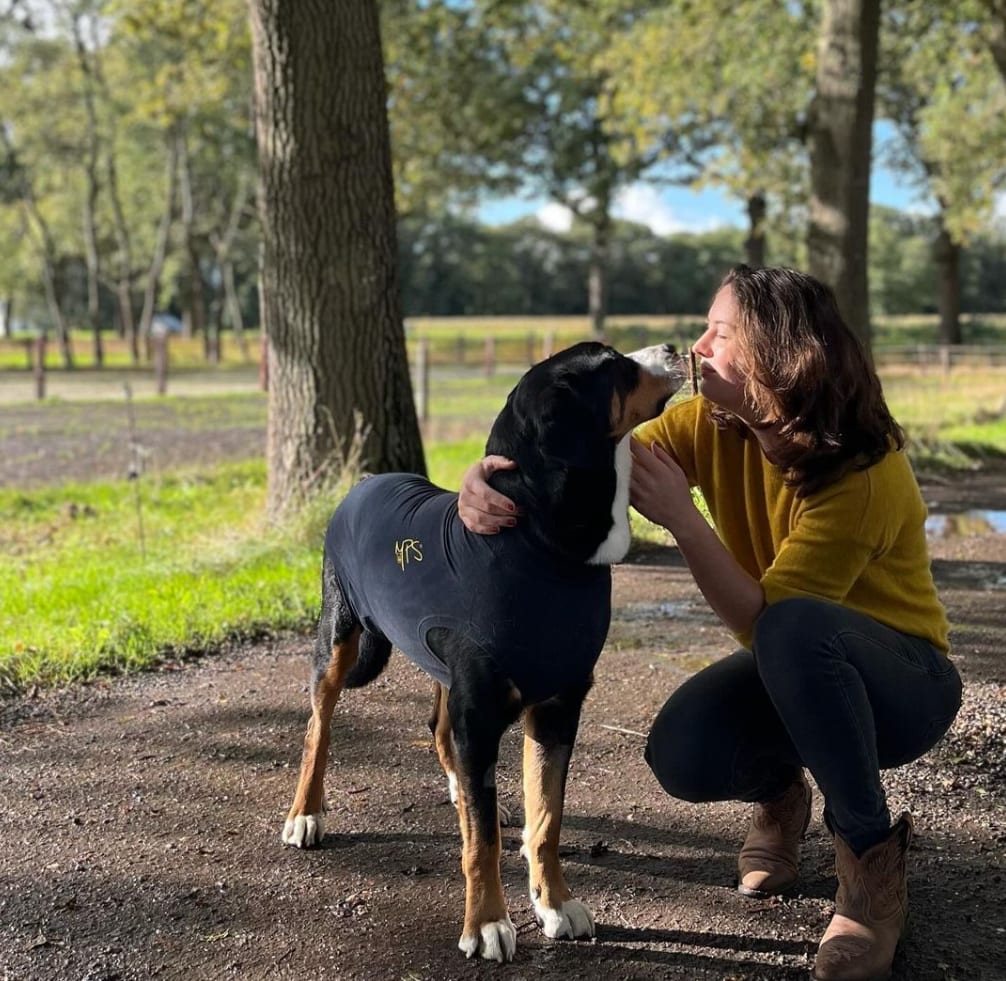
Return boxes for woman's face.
[692,285,748,413]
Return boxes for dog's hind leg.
[521,679,595,941]
[428,628,522,963]
[429,682,512,826]
[282,558,362,849]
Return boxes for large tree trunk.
[933,218,962,346]
[807,0,880,352]
[250,0,425,518]
[744,192,767,268]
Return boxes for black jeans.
[645,597,962,854]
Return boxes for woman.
[458,265,962,981]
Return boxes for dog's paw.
[533,897,595,940]
[458,917,517,963]
[282,813,325,848]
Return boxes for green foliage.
[879,2,1006,243]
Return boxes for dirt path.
[2,498,1004,980]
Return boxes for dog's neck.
[586,434,631,565]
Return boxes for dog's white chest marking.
[588,434,632,565]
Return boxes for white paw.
[458,917,516,962]
[533,897,595,940]
[282,813,325,848]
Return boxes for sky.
[478,121,1006,236]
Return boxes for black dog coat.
[325,473,612,702]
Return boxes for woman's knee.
[644,705,716,803]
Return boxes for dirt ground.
[1,433,1005,980]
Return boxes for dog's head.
[485,341,686,561]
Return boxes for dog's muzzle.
[628,343,687,390]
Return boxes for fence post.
[543,331,555,361]
[415,337,430,422]
[939,344,950,376]
[33,335,46,400]
[484,336,496,377]
[153,331,168,394]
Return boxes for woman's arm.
[630,439,765,636]
[457,455,520,533]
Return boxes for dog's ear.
[535,380,610,471]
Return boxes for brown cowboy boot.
[813,813,914,981]
[737,771,812,897]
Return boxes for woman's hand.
[629,439,696,534]
[458,456,520,534]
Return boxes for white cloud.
[613,185,686,236]
[535,202,575,233]
[534,183,733,236]
[614,184,729,236]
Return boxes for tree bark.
[807,0,880,352]
[250,0,425,518]
[744,192,767,268]
[933,218,962,346]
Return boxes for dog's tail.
[344,629,392,688]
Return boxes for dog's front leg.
[521,685,595,941]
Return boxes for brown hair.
[708,264,904,496]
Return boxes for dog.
[281,340,686,962]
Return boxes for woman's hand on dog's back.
[458,456,520,534]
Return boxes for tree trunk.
[106,151,140,362]
[588,211,610,340]
[807,0,880,353]
[222,258,250,360]
[744,192,767,268]
[73,13,104,367]
[249,0,425,518]
[138,134,181,357]
[178,133,209,352]
[933,219,962,346]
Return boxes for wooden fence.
[3,333,1005,405]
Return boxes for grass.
[0,440,495,693]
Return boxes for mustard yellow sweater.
[635,396,950,653]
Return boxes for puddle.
[926,510,1006,539]
[615,601,713,622]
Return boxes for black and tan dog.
[282,341,686,962]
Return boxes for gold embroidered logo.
[395,538,423,571]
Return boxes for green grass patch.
[0,441,488,692]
